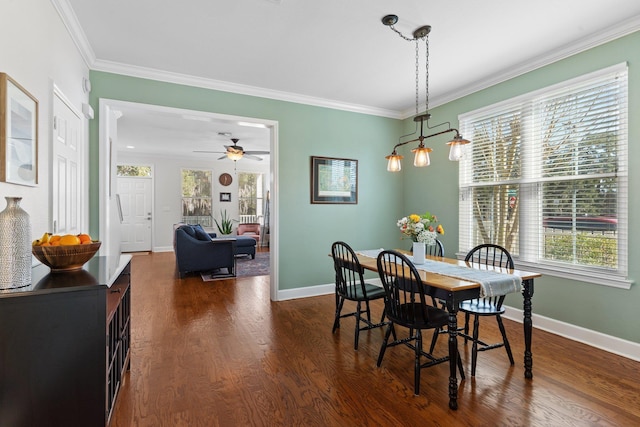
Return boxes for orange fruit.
[49,235,61,243]
[78,233,92,244]
[59,234,81,246]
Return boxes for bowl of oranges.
[32,233,101,272]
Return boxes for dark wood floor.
[111,251,640,426]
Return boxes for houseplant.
[214,210,236,235]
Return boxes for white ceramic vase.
[412,241,425,265]
[0,197,32,289]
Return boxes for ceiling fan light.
[227,151,243,161]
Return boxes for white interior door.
[118,176,152,252]
[52,89,84,236]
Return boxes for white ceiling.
[58,0,640,157]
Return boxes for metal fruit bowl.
[32,241,101,272]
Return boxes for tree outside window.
[181,169,212,227]
[238,173,263,224]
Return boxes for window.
[117,165,151,177]
[181,169,213,227]
[459,64,629,287]
[238,173,263,224]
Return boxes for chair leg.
[457,350,466,380]
[464,312,471,343]
[496,315,515,365]
[364,300,372,323]
[377,323,394,367]
[354,301,362,350]
[332,297,345,333]
[471,314,480,376]
[414,329,422,395]
[428,327,439,353]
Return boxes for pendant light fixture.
[382,14,469,172]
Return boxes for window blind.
[458,63,628,287]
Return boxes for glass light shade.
[227,151,243,161]
[386,154,403,172]
[412,146,431,167]
[448,142,463,161]
[447,136,469,161]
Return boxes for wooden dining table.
[355,250,542,410]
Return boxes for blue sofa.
[174,225,236,278]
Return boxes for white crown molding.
[91,59,403,119]
[50,0,96,68]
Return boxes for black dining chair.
[331,241,387,350]
[460,243,515,376]
[376,250,464,395]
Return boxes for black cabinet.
[0,255,132,427]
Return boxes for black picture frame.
[310,156,358,204]
[220,192,231,202]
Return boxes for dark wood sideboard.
[0,255,132,427]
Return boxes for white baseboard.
[277,282,640,363]
[503,306,640,362]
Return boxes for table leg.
[446,297,459,410]
[522,278,534,379]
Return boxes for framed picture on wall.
[310,156,358,204]
[0,73,38,186]
[220,192,231,202]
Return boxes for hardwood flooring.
[111,251,640,426]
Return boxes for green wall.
[89,30,639,343]
[401,31,640,343]
[88,73,404,290]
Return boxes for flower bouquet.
[397,212,444,246]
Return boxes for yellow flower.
[409,214,421,223]
[436,224,445,234]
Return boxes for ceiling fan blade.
[193,150,226,154]
[243,151,270,155]
[217,155,228,160]
[242,154,263,161]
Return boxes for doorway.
[98,99,280,300]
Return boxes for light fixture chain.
[415,40,420,115]
[388,24,415,42]
[424,36,429,114]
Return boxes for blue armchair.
[174,225,236,278]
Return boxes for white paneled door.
[52,91,83,236]
[118,177,152,252]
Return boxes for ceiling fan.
[194,138,270,161]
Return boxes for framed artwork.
[0,73,38,186]
[220,192,231,202]
[310,156,358,204]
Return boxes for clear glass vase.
[0,197,32,289]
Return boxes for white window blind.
[459,63,629,287]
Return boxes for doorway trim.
[98,99,280,301]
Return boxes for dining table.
[354,249,542,410]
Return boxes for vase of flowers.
[397,212,444,264]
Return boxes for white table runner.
[357,249,522,297]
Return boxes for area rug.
[200,252,270,281]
